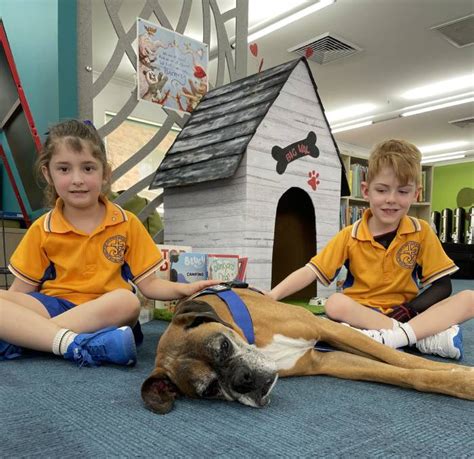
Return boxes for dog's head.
[141,299,278,414]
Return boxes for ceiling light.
[331,120,373,133]
[247,0,335,42]
[401,96,474,117]
[419,141,469,153]
[402,74,474,100]
[421,154,466,164]
[249,0,307,25]
[326,103,376,123]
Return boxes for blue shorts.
[28,292,76,317]
[28,292,144,345]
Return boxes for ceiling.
[92,0,474,164]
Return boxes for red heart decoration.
[249,43,258,57]
[305,47,314,58]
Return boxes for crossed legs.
[324,290,474,341]
[0,289,140,353]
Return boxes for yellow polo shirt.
[9,198,163,305]
[307,210,458,311]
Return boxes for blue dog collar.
[196,286,255,344]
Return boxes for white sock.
[399,323,417,345]
[391,318,401,329]
[52,329,78,356]
[381,323,417,348]
[359,323,417,349]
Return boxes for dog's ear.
[172,300,231,329]
[141,369,180,415]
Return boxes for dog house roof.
[150,57,349,195]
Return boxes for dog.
[142,287,474,414]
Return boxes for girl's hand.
[181,279,222,297]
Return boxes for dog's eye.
[202,379,220,398]
[220,337,231,357]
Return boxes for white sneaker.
[309,297,327,306]
[415,325,463,360]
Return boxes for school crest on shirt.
[396,241,420,269]
[103,235,126,263]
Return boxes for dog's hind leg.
[312,316,472,372]
[327,350,474,399]
[283,348,474,400]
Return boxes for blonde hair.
[36,119,112,207]
[366,139,422,187]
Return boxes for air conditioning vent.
[288,33,362,65]
[449,116,474,128]
[431,14,474,48]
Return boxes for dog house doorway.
[271,187,316,300]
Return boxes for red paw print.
[307,170,320,191]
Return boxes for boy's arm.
[267,266,317,301]
[136,274,220,301]
[406,275,452,314]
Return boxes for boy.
[268,139,474,359]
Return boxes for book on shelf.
[340,203,368,227]
[418,170,427,202]
[350,163,367,198]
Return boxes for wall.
[432,161,474,212]
[0,0,77,214]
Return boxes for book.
[237,257,248,281]
[154,244,192,310]
[207,254,240,282]
[170,252,208,283]
[156,244,193,280]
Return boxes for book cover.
[207,254,239,282]
[170,252,208,283]
[155,244,192,309]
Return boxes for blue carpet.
[1,280,473,457]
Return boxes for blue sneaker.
[64,326,137,367]
[416,325,463,360]
[0,340,22,360]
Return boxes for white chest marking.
[259,334,316,370]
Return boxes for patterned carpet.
[1,281,473,457]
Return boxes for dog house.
[151,57,349,299]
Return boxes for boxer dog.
[142,287,474,414]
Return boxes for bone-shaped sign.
[271,131,319,175]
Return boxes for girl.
[0,119,219,367]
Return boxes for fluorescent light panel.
[419,141,469,153]
[402,74,474,100]
[421,154,466,164]
[247,0,335,42]
[326,103,376,123]
[331,120,373,133]
[401,96,474,117]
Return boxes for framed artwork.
[137,18,208,113]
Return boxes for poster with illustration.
[137,18,208,113]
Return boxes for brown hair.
[36,119,112,207]
[366,139,422,187]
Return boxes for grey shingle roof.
[150,57,349,196]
